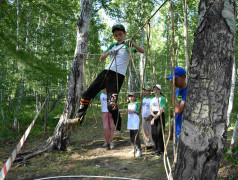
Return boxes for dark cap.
[128,92,135,97]
[167,67,186,79]
[112,24,126,33]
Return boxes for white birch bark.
[226,60,236,127]
[13,74,24,131]
[139,27,146,86]
[184,0,190,80]
[230,114,238,149]
[46,0,93,150]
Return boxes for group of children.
[76,24,187,158]
[126,84,166,157]
[99,84,166,158]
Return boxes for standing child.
[75,24,144,138]
[141,86,153,149]
[127,93,142,157]
[150,84,166,157]
[100,88,114,149]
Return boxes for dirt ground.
[0,119,238,180]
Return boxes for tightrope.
[35,175,141,180]
[0,100,46,180]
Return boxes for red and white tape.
[0,101,45,180]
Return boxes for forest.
[0,0,237,179]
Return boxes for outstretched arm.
[132,44,144,53]
[100,52,109,62]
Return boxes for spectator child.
[150,84,166,157]
[141,86,153,148]
[100,88,114,149]
[127,92,142,157]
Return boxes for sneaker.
[136,150,142,157]
[129,149,135,154]
[153,152,162,157]
[110,142,114,149]
[113,130,124,140]
[103,142,108,147]
[77,105,88,120]
[77,99,90,120]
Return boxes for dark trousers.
[82,70,125,131]
[151,112,165,153]
[130,130,142,151]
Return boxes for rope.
[35,175,141,180]
[169,0,177,165]
[144,21,172,179]
[130,0,169,41]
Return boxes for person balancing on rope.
[74,24,144,138]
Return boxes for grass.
[0,101,237,179]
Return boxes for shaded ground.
[0,119,237,180]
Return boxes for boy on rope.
[75,24,144,138]
[167,67,187,153]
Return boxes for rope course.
[65,0,177,179]
[0,0,180,179]
[69,0,175,179]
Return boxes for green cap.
[112,24,125,33]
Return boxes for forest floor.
[0,118,238,180]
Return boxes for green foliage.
[0,0,237,148]
[223,146,238,165]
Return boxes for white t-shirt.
[100,92,108,112]
[150,95,166,112]
[142,97,152,118]
[127,102,140,130]
[150,97,161,112]
[104,43,136,76]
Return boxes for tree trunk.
[44,86,49,133]
[226,60,236,127]
[45,0,93,151]
[184,0,190,79]
[139,27,146,86]
[0,89,6,126]
[174,1,236,179]
[13,74,24,131]
[230,114,238,150]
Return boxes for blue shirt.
[175,87,187,135]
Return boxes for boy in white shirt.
[127,93,142,157]
[75,24,144,138]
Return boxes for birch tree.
[174,0,236,179]
[226,60,236,127]
[16,0,93,160]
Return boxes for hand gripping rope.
[0,100,46,180]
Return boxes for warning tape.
[0,101,46,180]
